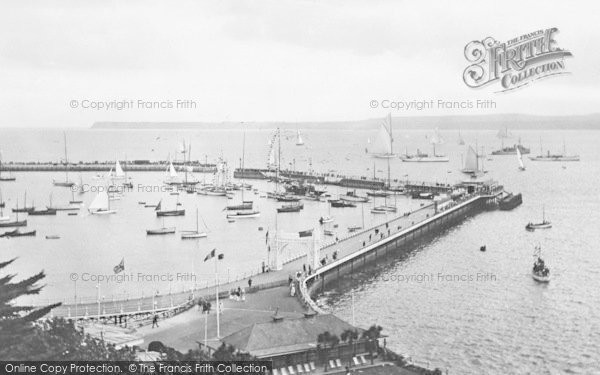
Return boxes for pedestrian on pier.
[152,314,159,328]
[248,278,253,289]
[303,264,307,273]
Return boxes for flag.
[113,258,125,274]
[204,248,216,262]
[218,254,224,260]
[299,229,313,238]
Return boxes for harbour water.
[1,127,599,373]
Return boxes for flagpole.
[215,255,220,338]
[204,310,208,349]
[74,278,78,320]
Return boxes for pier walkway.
[50,188,497,322]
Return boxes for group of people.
[229,286,246,302]
[533,257,549,276]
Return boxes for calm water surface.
[0,127,599,374]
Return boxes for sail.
[497,127,513,138]
[517,147,524,169]
[374,123,392,154]
[169,162,178,178]
[155,200,162,211]
[430,128,444,144]
[464,146,478,171]
[89,191,109,211]
[296,130,303,144]
[268,147,276,168]
[115,160,125,177]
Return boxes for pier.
[48,180,503,325]
[0,161,217,173]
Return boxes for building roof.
[221,314,362,358]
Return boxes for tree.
[361,325,383,364]
[0,258,134,360]
[0,258,61,359]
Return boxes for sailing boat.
[181,208,208,239]
[529,138,580,162]
[28,194,57,215]
[12,192,34,213]
[461,145,486,176]
[517,147,526,171]
[53,132,75,187]
[400,128,449,162]
[532,245,550,283]
[156,196,185,217]
[47,192,80,211]
[526,207,552,230]
[0,190,9,221]
[227,132,260,219]
[1,201,27,228]
[296,130,305,146]
[372,150,396,214]
[371,114,396,158]
[88,190,117,215]
[146,216,176,235]
[69,188,83,204]
[112,159,126,180]
[0,150,16,181]
[491,126,530,155]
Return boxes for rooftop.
[221,314,363,358]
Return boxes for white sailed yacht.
[88,191,117,215]
[461,145,487,176]
[113,160,126,180]
[296,130,304,146]
[517,147,526,171]
[370,114,396,158]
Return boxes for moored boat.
[88,191,117,215]
[277,203,303,213]
[532,246,550,283]
[29,208,57,216]
[0,219,27,228]
[499,193,522,210]
[329,200,356,208]
[53,132,75,187]
[146,227,176,235]
[319,216,333,224]
[1,229,36,237]
[525,206,551,230]
[226,211,260,219]
[181,208,208,239]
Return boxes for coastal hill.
[92,113,600,131]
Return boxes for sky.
[1,0,599,127]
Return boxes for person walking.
[248,278,252,289]
[152,314,159,328]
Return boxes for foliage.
[0,258,133,360]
